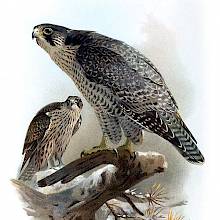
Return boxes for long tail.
[18,157,38,181]
[124,109,205,164]
[164,113,205,164]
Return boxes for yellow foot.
[80,145,112,157]
[80,136,117,157]
[117,139,136,159]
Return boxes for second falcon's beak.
[32,31,35,39]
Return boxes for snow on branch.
[12,147,167,220]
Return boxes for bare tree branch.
[12,149,167,220]
[120,192,144,216]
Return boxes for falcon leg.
[81,136,114,157]
[47,157,56,169]
[57,158,64,167]
[53,154,64,169]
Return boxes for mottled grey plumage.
[32,24,204,164]
[19,96,83,181]
[96,111,122,144]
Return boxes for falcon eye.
[43,27,53,35]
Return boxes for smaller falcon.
[18,96,83,182]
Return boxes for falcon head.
[65,96,83,111]
[32,24,93,54]
[32,24,71,53]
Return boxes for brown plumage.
[18,96,83,181]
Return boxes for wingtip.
[187,155,205,165]
[198,157,205,165]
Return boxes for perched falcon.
[19,96,83,181]
[32,24,204,164]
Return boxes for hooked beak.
[32,27,42,39]
[32,31,35,39]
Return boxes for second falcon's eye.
[66,100,70,106]
[43,28,53,35]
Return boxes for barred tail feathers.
[123,108,204,164]
[168,117,204,164]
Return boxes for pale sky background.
[0,0,218,219]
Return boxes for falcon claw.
[80,151,85,158]
[118,139,134,159]
[112,148,119,158]
[80,147,102,157]
[130,151,137,161]
[125,149,135,160]
[50,167,59,171]
[80,136,108,157]
[80,146,115,157]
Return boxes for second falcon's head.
[65,96,83,111]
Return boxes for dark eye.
[43,27,53,35]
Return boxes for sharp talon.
[113,148,119,158]
[80,151,85,158]
[129,151,134,160]
[132,152,137,161]
[129,151,136,161]
[80,136,108,157]
[52,166,60,171]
